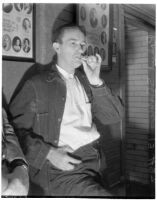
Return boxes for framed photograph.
[77,4,113,71]
[2,3,35,61]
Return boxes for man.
[9,24,123,196]
[23,38,31,53]
[22,18,31,33]
[2,108,29,196]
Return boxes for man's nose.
[77,44,85,54]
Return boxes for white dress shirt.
[56,65,100,150]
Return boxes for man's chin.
[74,64,82,69]
[74,61,82,68]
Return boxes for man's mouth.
[75,55,88,61]
[75,56,82,61]
[80,55,88,61]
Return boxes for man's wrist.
[10,159,28,172]
[47,147,56,161]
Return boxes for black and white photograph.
[2,3,34,60]
[12,36,22,52]
[101,14,107,28]
[3,34,11,51]
[3,3,13,13]
[87,45,93,56]
[2,3,155,199]
[89,7,98,28]
[101,31,107,45]
[23,38,31,53]
[80,6,86,21]
[94,46,99,55]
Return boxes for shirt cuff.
[90,79,105,88]
[90,82,111,96]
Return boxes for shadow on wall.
[9,60,54,104]
[2,90,9,114]
[51,4,76,32]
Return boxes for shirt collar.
[56,65,74,80]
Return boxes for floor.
[110,181,155,199]
[28,178,155,198]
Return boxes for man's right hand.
[46,146,82,171]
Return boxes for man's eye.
[71,42,76,46]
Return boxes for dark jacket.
[9,62,123,195]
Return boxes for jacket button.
[54,140,58,144]
[62,97,65,101]
[58,118,61,122]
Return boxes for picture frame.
[77,4,113,71]
[2,3,35,62]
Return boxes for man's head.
[52,24,87,73]
[51,23,86,44]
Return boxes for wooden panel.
[126,123,149,129]
[126,159,148,168]
[126,127,149,134]
[127,164,149,173]
[126,52,148,59]
[127,149,148,157]
[126,133,148,140]
[126,154,148,162]
[125,23,151,185]
[126,143,148,151]
[127,96,148,102]
[127,170,149,179]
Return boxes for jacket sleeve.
[90,83,124,125]
[2,108,27,164]
[9,80,51,170]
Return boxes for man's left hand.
[2,165,29,196]
[81,53,103,85]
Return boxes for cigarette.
[81,55,88,61]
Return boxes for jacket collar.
[46,61,86,83]
[49,62,84,78]
[46,61,92,101]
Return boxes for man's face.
[56,28,86,71]
[16,39,20,46]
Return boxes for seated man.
[2,108,29,196]
[9,24,124,196]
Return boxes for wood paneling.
[125,21,155,184]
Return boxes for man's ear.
[52,42,60,54]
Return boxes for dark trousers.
[48,140,112,197]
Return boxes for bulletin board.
[2,3,35,61]
[77,4,113,71]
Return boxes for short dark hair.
[51,23,86,44]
